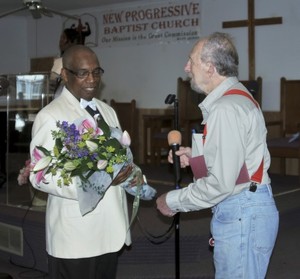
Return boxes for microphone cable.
[136,214,175,245]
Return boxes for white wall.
[0,0,299,111]
[0,16,28,73]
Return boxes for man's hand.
[168,146,192,168]
[156,193,176,217]
[129,169,144,187]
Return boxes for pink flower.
[78,119,102,136]
[33,147,43,162]
[17,159,33,186]
[17,168,28,185]
[31,147,50,185]
[35,169,47,185]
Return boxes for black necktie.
[85,105,100,118]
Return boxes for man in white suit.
[30,45,135,279]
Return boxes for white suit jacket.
[29,87,131,258]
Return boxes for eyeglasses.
[64,67,104,79]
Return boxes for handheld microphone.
[168,130,182,185]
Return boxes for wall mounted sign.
[99,0,201,47]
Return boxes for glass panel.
[0,73,51,209]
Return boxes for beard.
[190,79,206,95]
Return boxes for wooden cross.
[222,0,282,80]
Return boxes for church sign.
[98,0,201,47]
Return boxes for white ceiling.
[0,0,143,17]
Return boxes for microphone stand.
[174,98,180,279]
[165,94,180,279]
[164,93,179,131]
[174,98,179,132]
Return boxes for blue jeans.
[211,184,279,279]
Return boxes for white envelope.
[192,133,204,157]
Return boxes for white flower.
[120,130,131,147]
[33,156,52,172]
[97,160,108,170]
[86,140,98,152]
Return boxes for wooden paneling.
[30,56,54,73]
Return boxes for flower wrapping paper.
[77,146,156,216]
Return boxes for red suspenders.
[223,89,260,108]
[202,89,264,185]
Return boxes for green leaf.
[36,145,51,156]
[97,153,107,160]
[64,161,77,171]
[71,165,86,177]
[105,138,122,150]
[85,169,95,180]
[97,118,111,137]
[55,138,63,152]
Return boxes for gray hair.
[200,32,239,77]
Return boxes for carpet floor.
[116,164,300,279]
[0,164,299,279]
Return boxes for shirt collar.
[199,77,239,124]
[80,98,97,111]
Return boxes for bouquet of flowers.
[32,116,156,215]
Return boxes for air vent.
[0,222,23,256]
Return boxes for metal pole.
[164,94,181,278]
[173,97,180,279]
[174,98,179,131]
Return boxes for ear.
[206,62,216,77]
[60,68,68,83]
